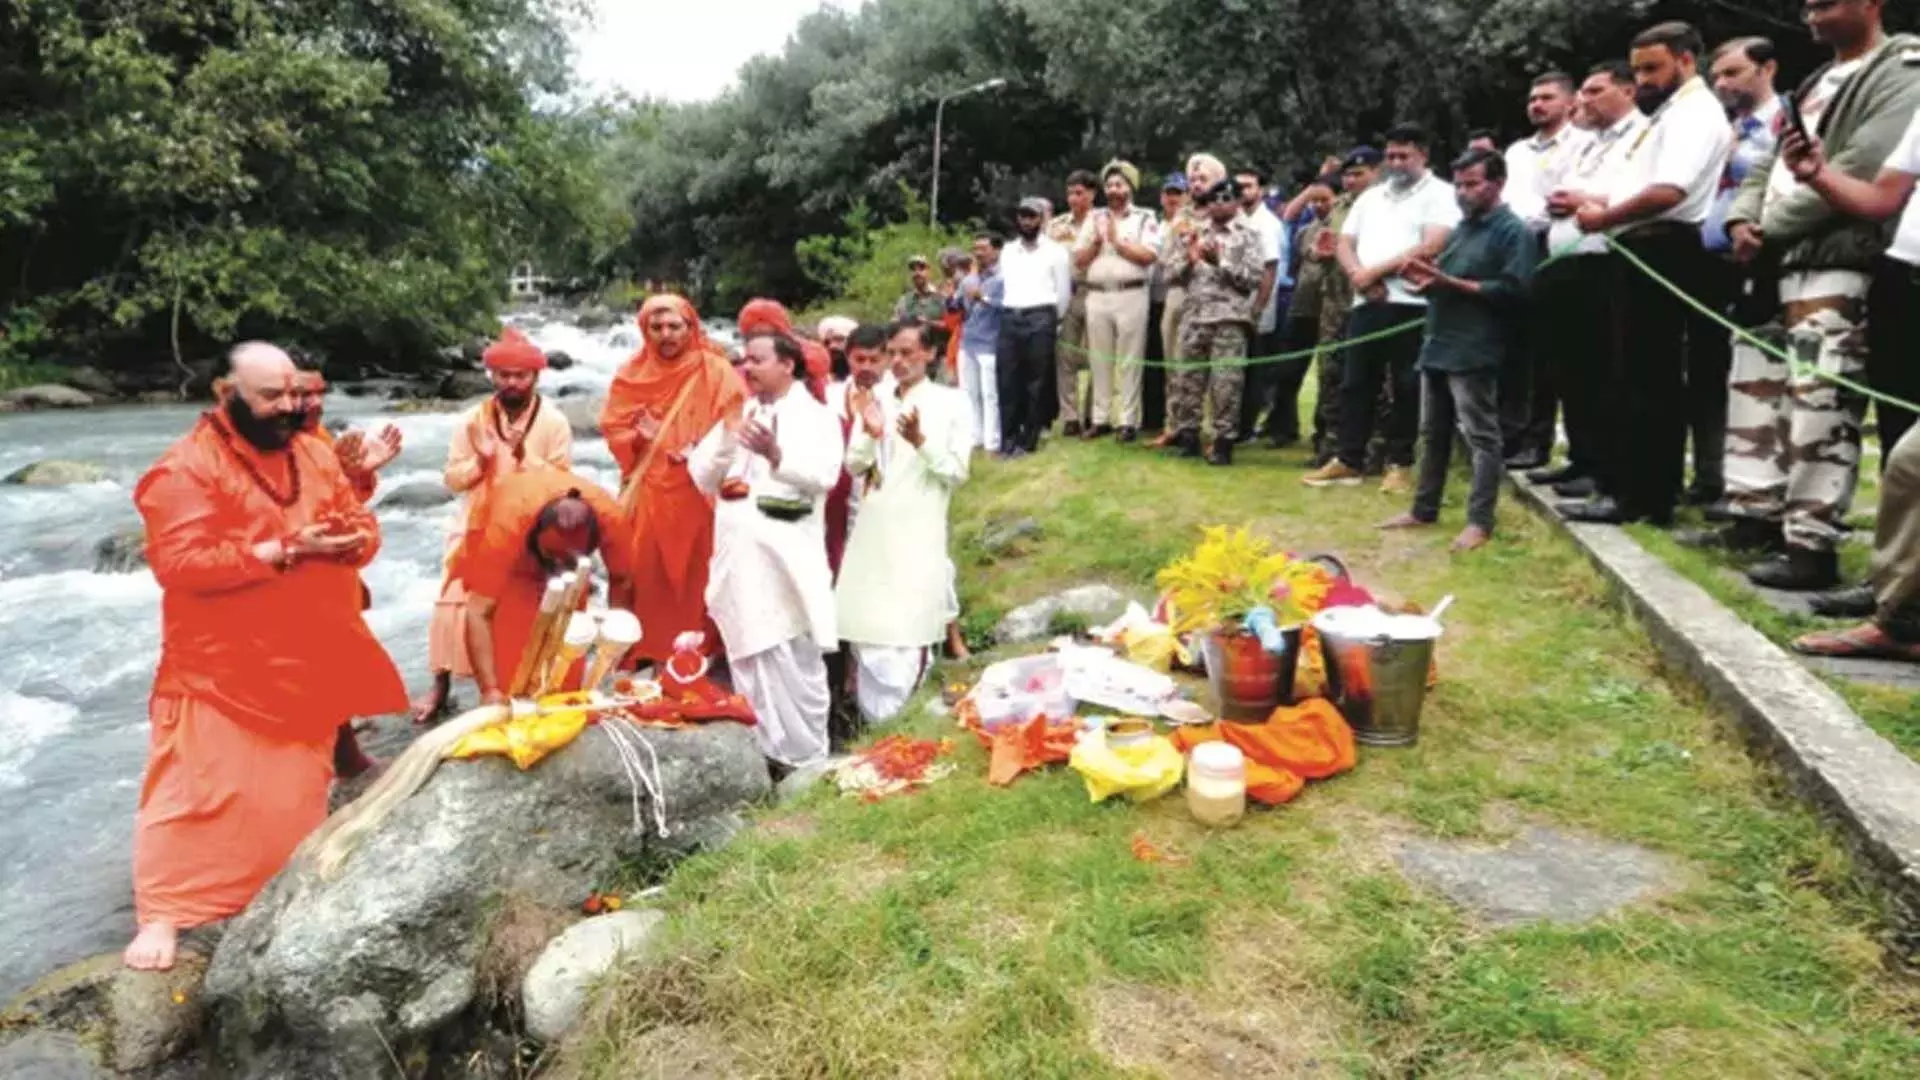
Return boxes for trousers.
[1336,301,1424,470]
[1412,370,1504,531]
[1083,285,1150,427]
[997,306,1057,453]
[1170,321,1249,441]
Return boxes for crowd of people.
[115,1,1920,976]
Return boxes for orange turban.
[736,298,829,403]
[482,326,547,372]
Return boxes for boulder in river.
[94,528,149,574]
[3,384,94,409]
[559,394,605,438]
[437,370,494,400]
[376,479,457,511]
[58,366,120,399]
[545,349,576,371]
[202,722,769,1077]
[0,950,210,1076]
[6,459,107,486]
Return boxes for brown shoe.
[1380,465,1413,496]
[1302,460,1363,488]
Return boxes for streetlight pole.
[930,77,1007,228]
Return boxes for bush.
[793,191,976,328]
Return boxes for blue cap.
[1161,171,1188,192]
[1342,145,1383,169]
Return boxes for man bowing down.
[836,321,972,723]
[688,333,844,768]
[126,342,407,970]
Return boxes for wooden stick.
[508,578,567,697]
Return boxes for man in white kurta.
[836,322,972,723]
[688,334,844,767]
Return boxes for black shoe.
[1115,426,1138,444]
[1505,451,1548,471]
[1554,476,1597,499]
[1809,583,1877,618]
[1169,431,1202,458]
[1558,495,1630,524]
[1701,499,1740,523]
[1207,437,1234,466]
[1529,462,1581,485]
[1746,549,1841,592]
[1682,485,1725,508]
[1062,420,1082,437]
[1084,423,1113,440]
[1673,517,1784,552]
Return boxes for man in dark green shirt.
[1379,147,1538,551]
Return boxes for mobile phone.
[1781,91,1810,142]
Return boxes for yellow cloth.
[1069,731,1185,803]
[446,692,594,769]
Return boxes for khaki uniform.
[1050,211,1091,426]
[1158,207,1203,389]
[1161,215,1265,441]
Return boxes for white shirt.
[1547,111,1649,256]
[1884,110,1920,267]
[1765,59,1865,209]
[687,382,844,660]
[1241,203,1286,331]
[1505,124,1596,230]
[1611,76,1734,226]
[999,236,1072,316]
[1340,171,1462,307]
[1076,204,1162,287]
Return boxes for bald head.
[220,341,303,450]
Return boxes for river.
[0,314,695,998]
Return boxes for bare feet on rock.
[410,672,453,725]
[124,922,178,971]
[1450,525,1491,553]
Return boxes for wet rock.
[994,584,1131,644]
[545,349,576,372]
[59,366,120,398]
[105,954,210,1072]
[0,1031,109,1080]
[521,909,667,1043]
[377,480,457,511]
[437,370,494,400]
[979,515,1042,556]
[1396,826,1679,926]
[202,723,768,1079]
[572,306,619,330]
[94,528,149,574]
[3,384,93,409]
[555,383,593,398]
[559,394,605,438]
[6,459,107,486]
[0,951,209,1076]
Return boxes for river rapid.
[0,315,680,998]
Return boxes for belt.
[1084,280,1147,293]
[1007,304,1057,315]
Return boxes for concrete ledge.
[1510,477,1920,946]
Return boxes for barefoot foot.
[123,922,178,971]
[945,620,971,661]
[1450,525,1491,552]
[410,673,452,725]
[1376,513,1433,531]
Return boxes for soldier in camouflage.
[1160,177,1267,465]
[1698,14,1920,591]
[1307,149,1387,468]
[1049,171,1098,434]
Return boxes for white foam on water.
[0,693,80,791]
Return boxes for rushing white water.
[0,314,651,997]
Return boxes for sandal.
[1791,623,1920,661]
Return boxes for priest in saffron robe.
[415,327,573,721]
[602,295,746,666]
[836,321,972,723]
[125,342,407,972]
[687,332,843,767]
[455,469,631,703]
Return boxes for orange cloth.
[136,413,408,742]
[941,307,963,377]
[736,298,830,402]
[955,699,1077,786]
[1169,698,1357,805]
[134,695,334,927]
[305,426,375,608]
[432,395,573,674]
[601,296,747,663]
[483,326,546,371]
[457,468,630,687]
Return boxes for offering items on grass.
[1130,831,1192,865]
[955,696,1077,786]
[1185,742,1247,827]
[833,735,956,801]
[1169,698,1357,806]
[1068,720,1185,803]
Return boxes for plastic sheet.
[1069,729,1186,803]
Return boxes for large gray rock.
[437,369,494,400]
[59,366,120,398]
[1396,826,1679,927]
[521,909,666,1043]
[545,349,576,372]
[559,394,605,438]
[3,384,93,409]
[376,479,457,511]
[5,459,106,486]
[994,584,1131,644]
[0,1031,109,1080]
[94,527,149,574]
[202,722,768,1079]
[0,951,209,1077]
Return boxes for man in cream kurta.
[416,327,572,722]
[836,322,972,723]
[688,333,844,767]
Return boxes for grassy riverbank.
[556,437,1920,1079]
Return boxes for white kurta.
[836,378,970,648]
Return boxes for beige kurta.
[835,378,970,648]
[429,394,573,674]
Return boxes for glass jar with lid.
[1186,742,1246,827]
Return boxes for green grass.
[0,360,63,394]
[555,437,1920,1079]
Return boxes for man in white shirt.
[1073,160,1161,442]
[1697,3,1920,591]
[1502,71,1591,469]
[1564,21,1732,527]
[1303,122,1460,492]
[995,196,1073,457]
[836,322,971,724]
[1232,165,1288,447]
[687,333,845,770]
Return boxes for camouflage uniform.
[1306,195,1391,464]
[1162,214,1265,442]
[1158,206,1203,390]
[1050,211,1091,428]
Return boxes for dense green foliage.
[605,0,1890,314]
[0,0,621,380]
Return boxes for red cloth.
[737,298,829,403]
[134,413,408,744]
[483,326,546,371]
[825,399,855,580]
[600,295,747,662]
